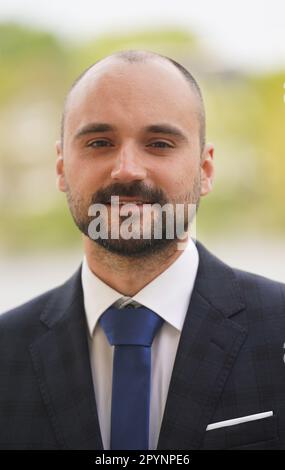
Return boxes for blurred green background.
[0,5,284,310]
[0,22,284,254]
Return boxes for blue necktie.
[99,305,164,450]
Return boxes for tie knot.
[99,306,164,347]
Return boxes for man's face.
[56,58,214,257]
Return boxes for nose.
[110,142,147,183]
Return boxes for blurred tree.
[0,23,69,103]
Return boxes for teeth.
[107,201,152,204]
[119,201,145,204]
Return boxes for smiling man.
[0,50,285,451]
[56,50,212,280]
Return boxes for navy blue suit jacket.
[0,240,285,449]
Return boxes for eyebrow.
[143,124,188,143]
[74,123,115,139]
[74,122,188,143]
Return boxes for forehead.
[64,59,200,136]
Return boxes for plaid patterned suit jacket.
[0,240,285,450]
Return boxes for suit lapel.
[156,240,248,450]
[29,267,104,450]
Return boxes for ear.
[200,143,214,197]
[55,140,67,192]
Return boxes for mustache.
[90,182,168,205]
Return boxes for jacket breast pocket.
[202,414,279,449]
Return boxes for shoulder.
[0,264,82,329]
[196,238,285,308]
[195,239,285,319]
[233,266,285,309]
[0,285,62,333]
[0,287,60,362]
[0,266,83,367]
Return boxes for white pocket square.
[206,411,273,431]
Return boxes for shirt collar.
[82,238,199,339]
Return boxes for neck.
[83,236,189,296]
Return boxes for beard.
[65,178,201,258]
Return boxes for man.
[0,50,284,450]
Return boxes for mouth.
[105,197,154,205]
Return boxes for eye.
[147,141,173,149]
[86,140,113,148]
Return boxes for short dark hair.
[60,50,206,149]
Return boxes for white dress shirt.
[81,238,199,450]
